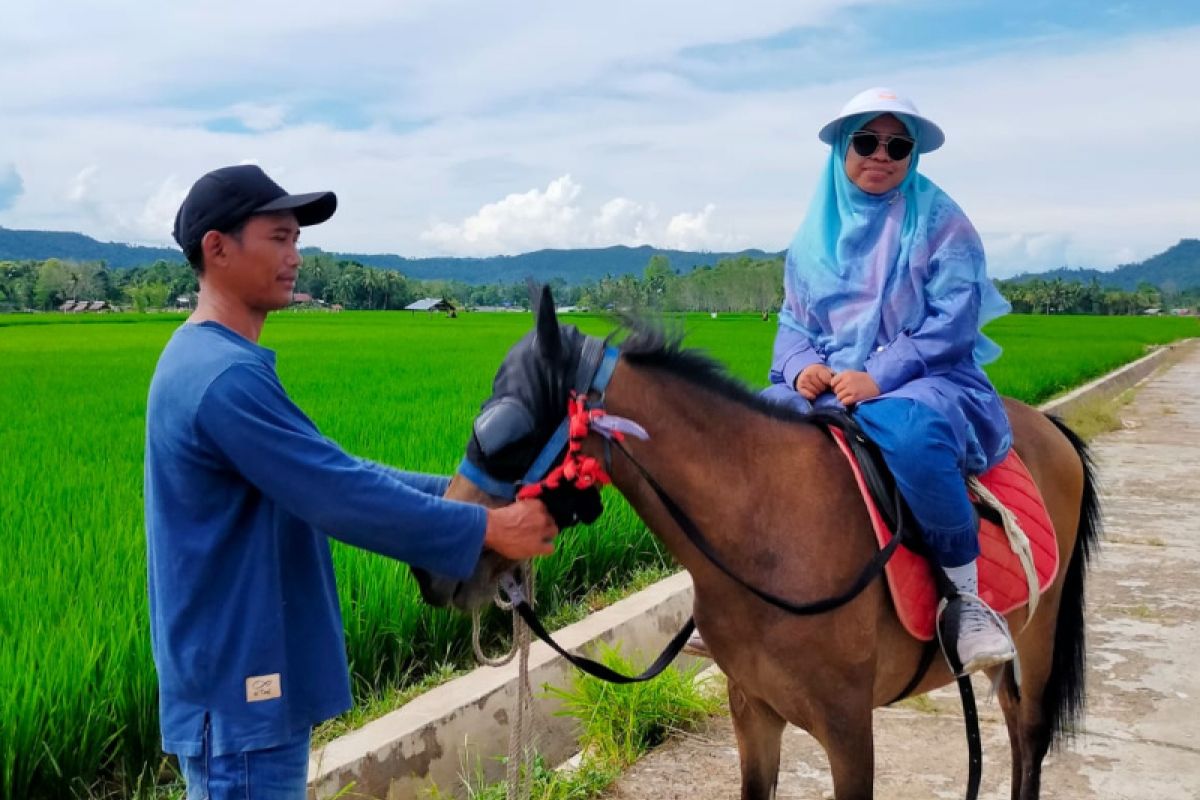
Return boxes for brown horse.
[418,290,1100,800]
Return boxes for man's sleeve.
[196,363,486,579]
[357,458,451,497]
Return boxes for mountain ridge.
[1,225,1197,290]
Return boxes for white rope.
[506,593,535,800]
[468,564,537,800]
[967,476,1040,629]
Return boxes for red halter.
[516,392,621,499]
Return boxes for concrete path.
[602,346,1200,799]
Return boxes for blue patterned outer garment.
[767,112,1013,476]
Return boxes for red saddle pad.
[829,428,1059,641]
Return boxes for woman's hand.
[830,370,881,406]
[795,364,834,400]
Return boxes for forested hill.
[0,227,179,267]
[1006,239,1200,290]
[324,245,781,283]
[0,226,777,283]
[2,223,1197,290]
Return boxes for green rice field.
[1,310,1196,799]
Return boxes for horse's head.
[414,285,605,610]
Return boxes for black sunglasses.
[849,131,915,161]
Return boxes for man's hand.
[794,363,834,400]
[830,370,881,406]
[483,499,559,559]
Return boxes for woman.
[693,88,1016,674]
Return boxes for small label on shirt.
[246,673,282,703]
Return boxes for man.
[145,164,558,799]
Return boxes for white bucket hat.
[817,87,945,154]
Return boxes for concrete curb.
[308,573,699,799]
[1038,339,1194,418]
[309,339,1192,799]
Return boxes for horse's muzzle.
[411,565,458,608]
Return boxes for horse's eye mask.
[473,398,536,457]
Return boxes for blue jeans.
[181,721,311,800]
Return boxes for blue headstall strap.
[456,458,520,501]
[458,342,620,499]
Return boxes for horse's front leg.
[728,678,787,800]
[811,688,875,800]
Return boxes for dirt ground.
[601,347,1200,800]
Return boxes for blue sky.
[1,1,1197,275]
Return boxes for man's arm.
[197,363,487,579]
[356,457,450,497]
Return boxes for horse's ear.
[533,284,562,361]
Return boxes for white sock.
[944,561,979,597]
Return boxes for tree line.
[1,253,1195,315]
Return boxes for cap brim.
[254,191,337,226]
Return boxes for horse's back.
[1003,397,1085,570]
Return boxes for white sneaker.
[955,596,1016,674]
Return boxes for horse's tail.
[1042,414,1103,748]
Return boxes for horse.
[417,289,1101,800]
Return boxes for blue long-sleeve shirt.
[144,321,487,756]
[769,281,1011,474]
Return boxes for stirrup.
[936,593,1019,680]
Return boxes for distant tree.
[126,281,172,311]
[33,259,74,308]
[642,255,673,309]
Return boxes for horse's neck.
[597,361,832,571]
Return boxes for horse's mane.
[614,313,813,425]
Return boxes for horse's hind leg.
[728,679,786,800]
[996,663,1027,800]
[997,610,1060,799]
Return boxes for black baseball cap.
[172,164,337,256]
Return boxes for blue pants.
[761,387,979,567]
[181,721,310,800]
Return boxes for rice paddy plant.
[0,309,1195,799]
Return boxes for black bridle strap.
[611,437,907,616]
[499,573,696,684]
[515,603,696,684]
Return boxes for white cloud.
[665,205,741,251]
[225,103,288,132]
[131,175,189,243]
[983,232,1088,277]
[591,198,657,245]
[0,163,23,212]
[420,175,583,254]
[419,176,740,255]
[67,165,99,204]
[0,6,1195,270]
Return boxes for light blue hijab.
[780,112,1009,372]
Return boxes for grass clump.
[547,644,723,765]
[428,645,723,800]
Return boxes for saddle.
[812,411,1059,641]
